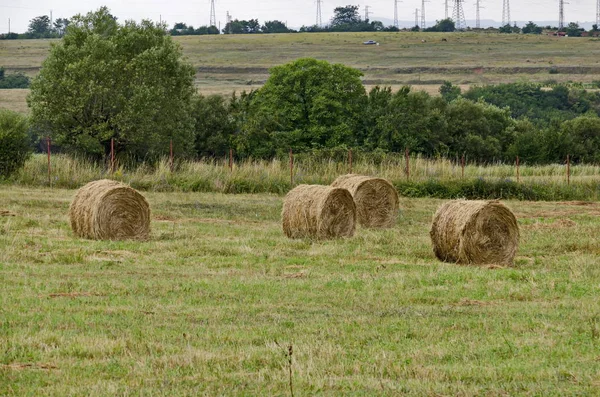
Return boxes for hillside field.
[2,32,600,113]
[2,186,600,395]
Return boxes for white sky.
[1,0,598,33]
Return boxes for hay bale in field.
[282,184,356,239]
[430,200,519,265]
[331,174,399,228]
[69,179,150,240]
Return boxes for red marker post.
[348,149,353,174]
[289,148,294,187]
[47,136,51,186]
[405,147,410,180]
[170,139,174,172]
[110,138,115,175]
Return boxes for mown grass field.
[2,185,600,395]
[2,32,600,114]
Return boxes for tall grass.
[6,153,600,201]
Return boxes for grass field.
[2,32,600,114]
[2,186,600,395]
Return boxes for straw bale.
[282,184,356,239]
[69,179,150,240]
[331,174,399,228]
[430,200,519,265]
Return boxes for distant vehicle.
[363,40,378,45]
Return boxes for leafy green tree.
[425,18,455,32]
[28,15,51,35]
[0,110,31,178]
[439,81,461,102]
[331,5,361,26]
[592,24,599,32]
[565,22,582,37]
[28,7,196,161]
[522,21,542,34]
[192,94,237,158]
[559,115,600,162]
[239,58,367,157]
[261,20,293,33]
[53,18,70,36]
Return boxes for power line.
[502,0,510,26]
[209,0,216,27]
[421,0,429,30]
[452,0,466,30]
[559,1,564,29]
[316,0,323,27]
[414,8,419,29]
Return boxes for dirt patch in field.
[0,210,16,216]
[523,218,578,230]
[1,363,58,371]
[46,292,105,298]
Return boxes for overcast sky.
[1,0,598,33]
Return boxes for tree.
[53,18,70,36]
[28,7,196,161]
[425,18,455,32]
[0,110,31,178]
[238,58,367,157]
[261,20,293,33]
[331,5,362,27]
[565,22,582,37]
[28,15,51,36]
[592,24,599,32]
[192,94,237,157]
[522,21,542,34]
[439,81,461,102]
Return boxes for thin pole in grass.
[46,136,51,187]
[348,148,353,173]
[405,147,410,180]
[229,148,233,172]
[516,156,520,183]
[110,138,115,175]
[461,154,465,179]
[290,148,294,187]
[169,139,174,172]
[567,154,571,185]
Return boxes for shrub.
[0,110,32,178]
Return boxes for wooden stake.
[170,139,174,172]
[516,156,520,183]
[461,154,465,179]
[405,147,410,180]
[110,138,115,175]
[229,148,233,172]
[47,136,51,187]
[348,149,353,174]
[567,154,570,185]
[290,148,294,187]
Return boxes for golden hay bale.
[430,200,519,265]
[282,184,356,239]
[331,174,399,228]
[69,179,150,240]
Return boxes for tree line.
[3,7,600,183]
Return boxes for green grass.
[3,32,600,114]
[6,153,600,201]
[2,186,600,395]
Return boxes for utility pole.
[394,0,400,28]
[559,0,565,30]
[316,0,323,27]
[414,8,419,29]
[210,0,216,27]
[365,5,372,21]
[226,11,232,33]
[50,10,53,29]
[597,0,600,26]
[475,0,482,29]
[445,0,449,19]
[421,0,429,30]
[8,18,10,34]
[452,0,466,30]
[502,0,511,26]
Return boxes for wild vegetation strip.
[1,186,600,395]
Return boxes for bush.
[0,67,30,88]
[0,110,32,178]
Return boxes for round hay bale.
[430,200,519,265]
[69,179,150,240]
[331,174,399,228]
[282,184,356,239]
